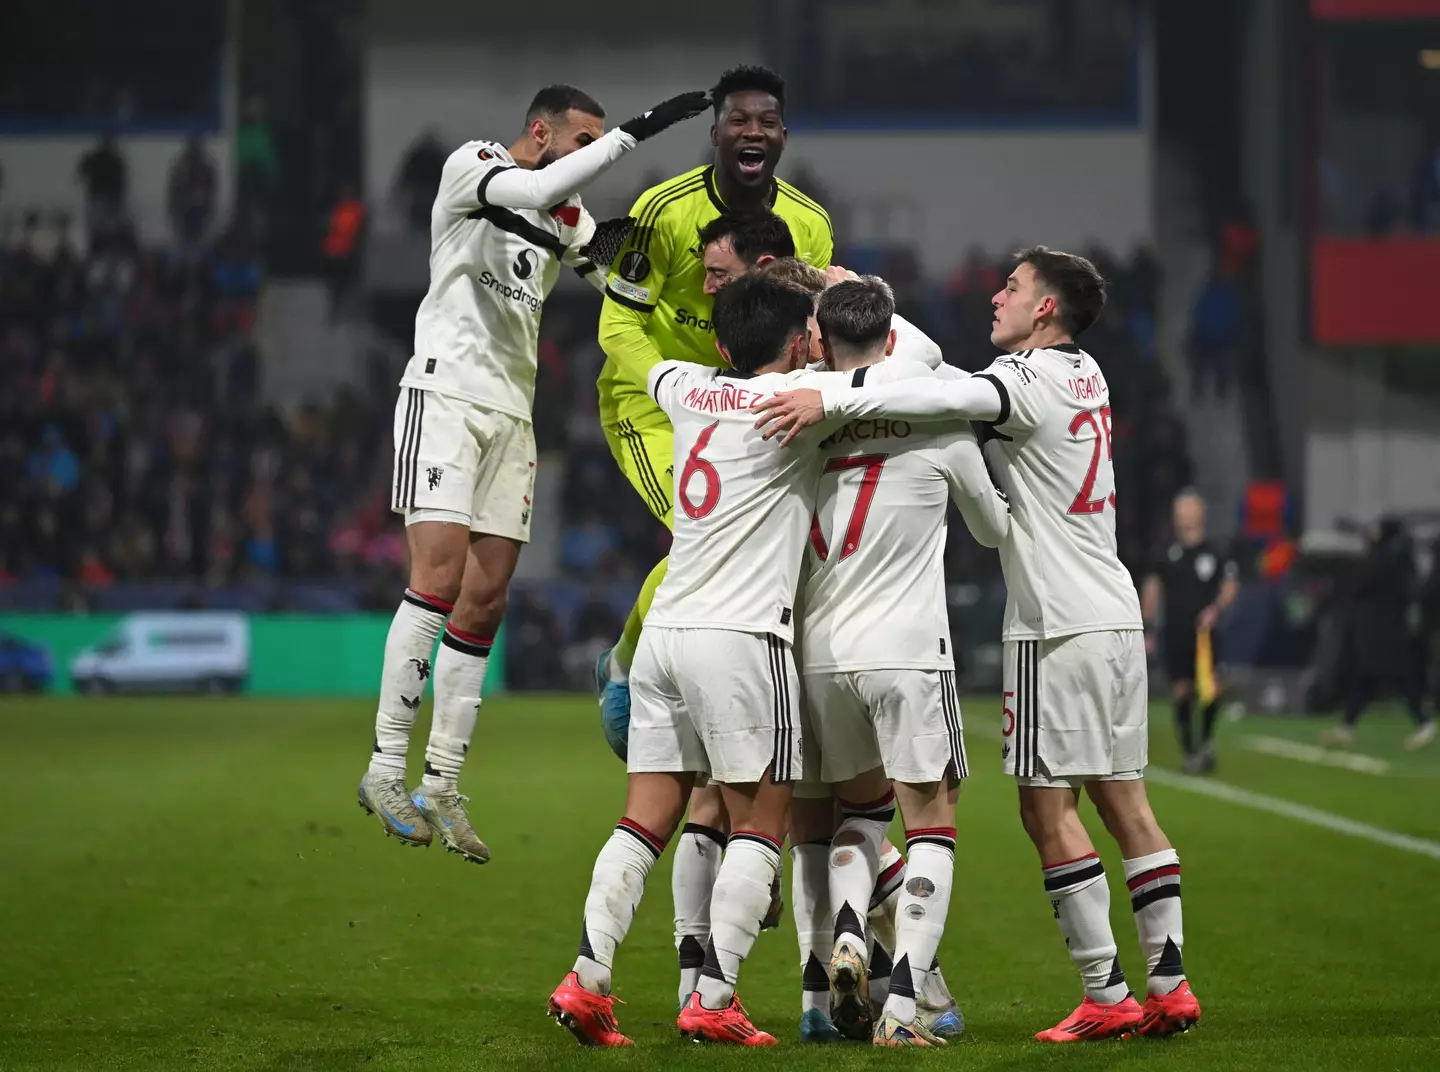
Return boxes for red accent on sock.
[445,622,494,646]
[1126,864,1181,890]
[616,817,667,854]
[1042,851,1101,870]
[407,588,455,613]
[730,829,782,851]
[905,826,957,840]
[873,856,906,891]
[839,789,896,812]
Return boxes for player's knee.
[788,795,836,844]
[407,561,463,607]
[893,780,948,830]
[405,522,467,603]
[687,785,728,831]
[1017,793,1050,845]
[453,579,508,634]
[1090,785,1161,843]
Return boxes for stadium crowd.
[0,190,400,605]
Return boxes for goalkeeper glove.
[581,216,636,270]
[620,91,710,142]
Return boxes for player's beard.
[535,148,559,169]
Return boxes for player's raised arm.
[753,375,1004,447]
[443,88,709,216]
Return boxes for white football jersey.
[399,140,597,421]
[802,362,1009,673]
[823,344,1143,641]
[645,360,852,643]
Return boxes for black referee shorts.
[1164,629,1199,685]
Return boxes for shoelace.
[379,783,417,812]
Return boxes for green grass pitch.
[1,694,1438,1070]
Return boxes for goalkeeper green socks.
[613,556,669,674]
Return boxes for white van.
[71,613,250,694]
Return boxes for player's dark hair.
[525,84,605,124]
[711,65,786,117]
[817,277,895,352]
[1015,245,1107,336]
[712,275,813,374]
[696,212,795,263]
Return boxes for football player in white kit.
[358,84,709,862]
[549,275,883,1048]
[754,247,1201,1043]
[798,278,1009,1047]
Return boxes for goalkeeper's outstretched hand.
[581,216,636,270]
[620,91,710,142]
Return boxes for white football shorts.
[804,668,967,785]
[628,627,802,786]
[1001,629,1148,787]
[391,387,536,542]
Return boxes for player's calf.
[686,772,791,1021]
[552,772,691,1045]
[881,811,957,1031]
[1020,785,1136,1031]
[1086,779,1196,1021]
[788,795,837,1035]
[672,783,727,1007]
[671,819,724,1008]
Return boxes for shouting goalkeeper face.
[710,65,788,193]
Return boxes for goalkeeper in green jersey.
[593,63,832,708]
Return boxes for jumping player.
[356,84,708,860]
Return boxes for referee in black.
[1142,490,1240,773]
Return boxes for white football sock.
[672,822,724,1007]
[790,839,831,1016]
[422,623,490,791]
[867,844,906,955]
[367,590,449,777]
[883,832,955,1023]
[1123,849,1186,996]
[695,832,781,1010]
[829,791,894,950]
[573,819,666,996]
[1043,853,1128,1005]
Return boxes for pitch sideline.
[963,716,1440,861]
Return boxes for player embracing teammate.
[757,246,1202,1043]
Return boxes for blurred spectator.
[167,135,218,257]
[506,590,566,689]
[1422,536,1440,711]
[322,183,366,319]
[1320,519,1434,750]
[561,511,621,576]
[76,133,128,248]
[236,97,280,235]
[1188,269,1242,399]
[394,128,449,232]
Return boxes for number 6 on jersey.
[679,421,722,519]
